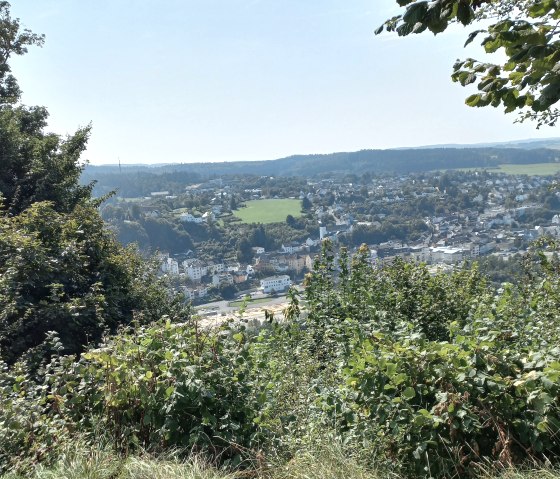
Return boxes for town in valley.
[88,153,560,314]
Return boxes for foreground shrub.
[2,242,560,478]
[0,201,188,366]
[293,244,560,476]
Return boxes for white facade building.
[208,262,225,274]
[183,286,209,301]
[430,247,466,264]
[281,244,303,254]
[260,275,292,294]
[180,212,204,224]
[161,257,179,275]
[183,259,208,282]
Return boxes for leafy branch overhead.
[0,1,44,104]
[378,0,560,127]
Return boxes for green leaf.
[456,2,473,26]
[536,421,549,433]
[386,363,397,377]
[464,30,483,47]
[403,386,416,399]
[393,373,408,385]
[403,2,428,26]
[465,94,481,107]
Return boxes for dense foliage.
[0,201,186,364]
[0,2,187,364]
[2,242,560,477]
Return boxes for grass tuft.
[120,455,236,479]
[268,445,385,479]
[2,441,120,479]
[2,440,560,479]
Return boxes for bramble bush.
[0,319,263,473]
[2,241,560,477]
[289,242,560,476]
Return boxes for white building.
[183,259,208,282]
[208,262,225,274]
[410,246,430,263]
[469,243,480,258]
[260,275,292,294]
[226,263,241,273]
[180,212,204,224]
[161,257,179,275]
[430,246,466,264]
[183,286,209,301]
[282,243,303,254]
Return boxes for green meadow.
[233,199,302,224]
[497,163,560,175]
[455,163,560,175]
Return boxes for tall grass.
[268,446,385,479]
[120,456,237,479]
[2,441,559,479]
[1,439,236,479]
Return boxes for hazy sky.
[10,1,559,165]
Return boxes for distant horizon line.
[86,136,560,167]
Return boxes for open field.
[233,199,302,224]
[228,297,272,308]
[498,163,560,175]
[453,163,560,175]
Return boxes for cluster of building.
[160,249,300,301]
[160,255,249,300]
[151,169,560,304]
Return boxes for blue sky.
[10,0,559,165]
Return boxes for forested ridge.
[3,2,560,478]
[84,147,560,197]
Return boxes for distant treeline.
[83,147,560,197]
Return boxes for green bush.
[2,242,560,478]
[0,319,263,474]
[0,202,187,365]
[290,243,560,476]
